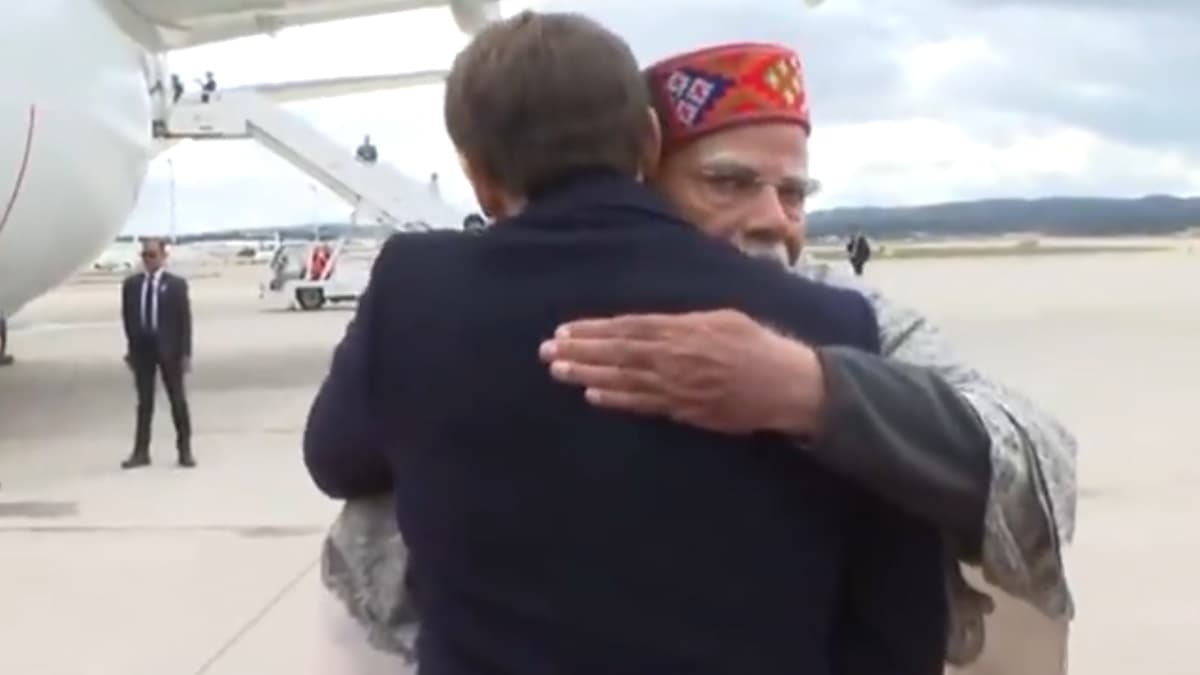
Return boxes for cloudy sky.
[127,0,1200,234]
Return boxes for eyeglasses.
[693,166,821,215]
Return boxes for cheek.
[786,217,807,261]
[471,184,504,219]
[793,213,809,240]
[682,201,739,241]
[692,209,743,243]
[663,182,741,241]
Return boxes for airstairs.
[155,91,464,229]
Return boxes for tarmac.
[0,250,1197,674]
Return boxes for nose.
[740,188,804,259]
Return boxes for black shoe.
[177,442,196,468]
[0,355,13,367]
[121,455,151,470]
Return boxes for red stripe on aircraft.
[0,104,37,240]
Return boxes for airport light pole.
[167,157,177,244]
[309,183,320,238]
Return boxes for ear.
[785,215,806,265]
[458,153,508,219]
[640,106,663,181]
[785,236,802,266]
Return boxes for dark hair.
[463,213,487,230]
[444,10,653,197]
[140,237,168,253]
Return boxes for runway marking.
[0,501,78,519]
[0,104,36,241]
[10,319,120,334]
[190,556,320,675]
[0,523,324,537]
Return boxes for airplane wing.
[105,0,497,50]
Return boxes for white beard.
[737,240,791,267]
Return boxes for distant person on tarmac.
[847,230,872,276]
[171,74,184,103]
[121,238,195,470]
[309,243,334,281]
[199,72,216,103]
[356,135,379,164]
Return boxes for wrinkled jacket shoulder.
[322,496,418,659]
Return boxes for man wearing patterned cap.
[543,42,1076,673]
[318,36,1074,675]
[310,10,974,672]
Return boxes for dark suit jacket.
[305,172,946,675]
[121,271,192,361]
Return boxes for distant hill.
[808,195,1200,239]
[133,195,1200,243]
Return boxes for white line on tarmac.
[10,319,120,334]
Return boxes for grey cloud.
[540,0,1200,202]
[141,0,1200,225]
[916,3,1200,149]
[543,0,923,124]
[820,142,1200,207]
[546,0,1200,151]
[949,0,1195,11]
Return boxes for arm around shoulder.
[303,237,413,500]
[826,268,1076,618]
[785,283,991,556]
[178,276,193,359]
[811,342,993,560]
[121,275,135,353]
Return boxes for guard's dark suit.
[121,270,193,466]
[0,312,12,365]
[305,172,947,675]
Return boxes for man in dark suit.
[847,230,872,276]
[306,12,947,675]
[0,310,12,366]
[121,238,194,469]
[355,134,378,164]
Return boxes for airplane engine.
[449,0,501,34]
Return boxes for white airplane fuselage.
[0,0,153,318]
[0,0,493,321]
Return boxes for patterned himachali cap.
[645,42,811,149]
